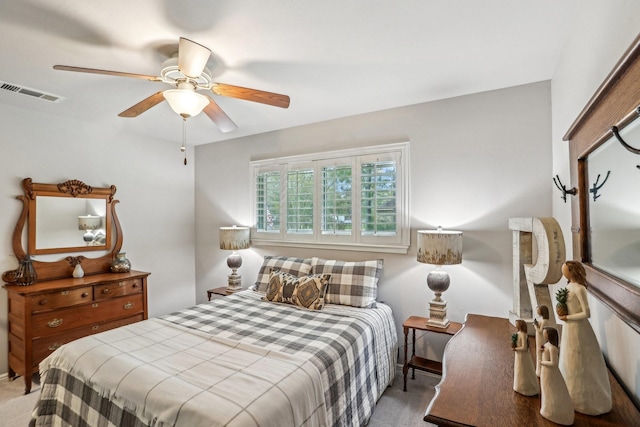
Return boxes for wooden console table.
[424,314,640,426]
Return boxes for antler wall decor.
[552,175,577,203]
[589,170,611,202]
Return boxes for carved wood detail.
[57,179,93,197]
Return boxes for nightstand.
[402,315,462,391]
[207,286,232,300]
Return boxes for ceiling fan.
[53,37,290,133]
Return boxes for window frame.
[250,142,410,253]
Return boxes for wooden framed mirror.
[2,178,123,282]
[563,34,640,334]
[26,179,113,255]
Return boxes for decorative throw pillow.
[311,258,383,308]
[264,270,330,310]
[252,255,314,292]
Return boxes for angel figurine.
[512,319,539,396]
[558,261,612,415]
[533,304,550,377]
[539,327,574,425]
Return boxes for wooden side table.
[403,315,462,391]
[207,286,232,300]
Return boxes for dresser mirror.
[564,34,640,333]
[27,179,113,255]
[2,178,123,282]
[33,196,108,253]
[588,117,640,288]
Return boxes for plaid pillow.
[252,255,314,292]
[263,270,331,310]
[311,258,383,308]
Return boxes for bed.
[30,256,398,427]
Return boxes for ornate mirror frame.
[27,178,113,255]
[563,34,640,334]
[2,178,123,282]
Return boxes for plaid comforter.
[31,290,397,427]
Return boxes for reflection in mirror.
[588,117,640,288]
[35,197,107,250]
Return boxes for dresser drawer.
[94,278,143,300]
[32,314,145,366]
[30,286,93,313]
[32,294,144,338]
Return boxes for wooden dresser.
[5,270,150,393]
[425,314,640,426]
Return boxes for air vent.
[0,80,64,103]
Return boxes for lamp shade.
[220,226,250,251]
[163,89,209,118]
[417,228,463,265]
[78,215,102,231]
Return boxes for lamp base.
[83,230,94,244]
[426,268,451,328]
[226,252,243,293]
[426,297,450,328]
[227,272,242,293]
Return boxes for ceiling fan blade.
[118,92,166,117]
[53,65,161,81]
[211,83,290,108]
[178,37,211,78]
[203,96,238,133]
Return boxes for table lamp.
[220,225,250,292]
[78,215,103,245]
[417,226,463,328]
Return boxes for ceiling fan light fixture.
[163,89,209,118]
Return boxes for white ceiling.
[0,0,578,146]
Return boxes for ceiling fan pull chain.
[181,116,188,166]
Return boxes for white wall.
[551,0,640,405]
[0,103,196,376]
[195,81,552,364]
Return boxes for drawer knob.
[47,318,63,328]
[48,343,62,351]
[124,302,134,310]
[82,292,89,298]
[39,299,48,306]
[92,325,100,331]
[102,288,110,294]
[132,283,139,288]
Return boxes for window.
[321,163,352,236]
[286,164,314,234]
[360,157,397,236]
[255,169,280,233]
[251,142,409,253]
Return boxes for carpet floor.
[0,369,439,426]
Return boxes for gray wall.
[0,103,197,376]
[195,81,552,363]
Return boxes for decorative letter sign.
[508,217,565,328]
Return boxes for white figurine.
[558,261,612,415]
[512,319,539,396]
[533,304,550,377]
[539,327,574,425]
